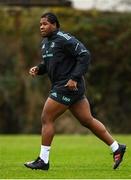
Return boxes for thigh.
[69,97,93,123]
[42,97,68,122]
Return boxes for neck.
[47,29,59,39]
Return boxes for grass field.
[0,135,131,179]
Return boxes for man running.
[24,12,126,171]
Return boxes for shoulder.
[57,31,72,40]
[57,31,79,45]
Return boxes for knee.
[41,113,45,125]
[41,112,51,125]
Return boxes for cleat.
[113,144,126,169]
[24,157,49,170]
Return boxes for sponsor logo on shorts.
[51,92,57,97]
[62,96,71,102]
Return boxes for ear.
[52,23,57,30]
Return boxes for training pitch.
[0,135,130,179]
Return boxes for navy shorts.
[49,89,85,106]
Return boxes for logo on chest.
[50,42,55,48]
[42,42,55,59]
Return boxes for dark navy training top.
[37,30,91,95]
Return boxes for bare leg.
[41,97,68,146]
[24,98,68,170]
[70,98,114,145]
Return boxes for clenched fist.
[65,79,78,91]
[29,66,39,77]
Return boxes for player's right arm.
[29,66,39,77]
[29,62,47,77]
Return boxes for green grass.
[0,135,131,179]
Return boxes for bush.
[0,7,131,133]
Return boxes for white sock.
[39,145,51,164]
[110,141,119,152]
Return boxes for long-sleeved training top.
[37,30,91,95]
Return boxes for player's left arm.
[64,37,91,82]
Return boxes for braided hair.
[41,12,60,28]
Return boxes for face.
[40,17,56,37]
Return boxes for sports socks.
[39,145,51,164]
[110,141,119,152]
[39,142,119,163]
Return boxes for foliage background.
[0,7,131,134]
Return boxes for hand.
[65,79,78,91]
[29,66,39,77]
